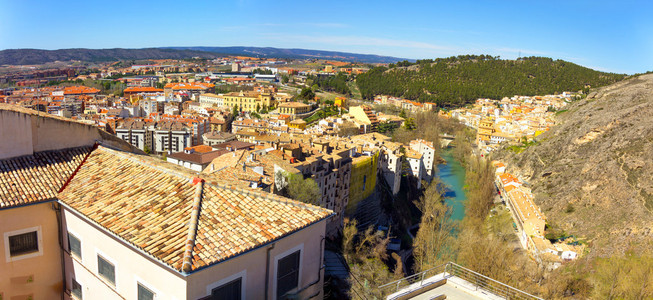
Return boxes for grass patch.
[555,109,569,115]
[304,107,340,124]
[507,140,537,153]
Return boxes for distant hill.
[165,46,408,63]
[356,55,626,106]
[0,48,225,65]
[0,47,409,66]
[496,74,653,257]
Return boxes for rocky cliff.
[496,74,653,256]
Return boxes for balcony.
[378,262,542,300]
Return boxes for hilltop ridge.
[0,46,408,65]
[356,56,626,106]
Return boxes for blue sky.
[0,0,651,74]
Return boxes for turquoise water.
[437,150,467,221]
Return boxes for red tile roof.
[63,86,100,95]
[124,87,164,93]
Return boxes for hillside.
[165,46,408,63]
[0,48,223,65]
[495,74,653,256]
[356,56,626,106]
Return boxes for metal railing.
[378,263,448,294]
[378,262,543,300]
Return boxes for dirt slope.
[496,74,653,256]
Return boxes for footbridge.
[440,134,455,147]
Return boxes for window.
[211,278,241,300]
[97,255,115,285]
[277,251,300,297]
[68,233,81,258]
[8,231,38,257]
[72,278,82,299]
[138,283,155,300]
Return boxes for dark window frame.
[72,278,83,299]
[97,255,116,286]
[210,277,242,300]
[8,231,39,257]
[276,250,300,297]
[138,282,155,300]
[68,232,81,258]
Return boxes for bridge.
[440,134,455,147]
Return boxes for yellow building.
[278,102,311,115]
[477,118,495,143]
[334,97,346,108]
[223,91,275,112]
[288,119,307,130]
[346,152,379,215]
[348,105,379,132]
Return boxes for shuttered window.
[211,278,241,300]
[8,231,38,256]
[277,251,300,297]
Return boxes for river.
[437,149,467,221]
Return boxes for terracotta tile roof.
[164,82,215,90]
[58,146,331,272]
[124,87,164,93]
[0,147,92,208]
[279,102,310,108]
[63,86,100,95]
[184,145,214,153]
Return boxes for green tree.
[297,87,315,101]
[286,174,321,205]
[355,56,625,106]
[378,121,399,134]
[403,117,417,130]
[232,104,239,117]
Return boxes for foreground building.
[0,105,332,300]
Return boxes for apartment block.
[410,139,435,179]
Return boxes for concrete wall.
[0,110,33,159]
[0,202,63,300]
[61,206,187,300]
[0,109,144,160]
[186,220,326,300]
[31,114,102,153]
[166,157,203,172]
